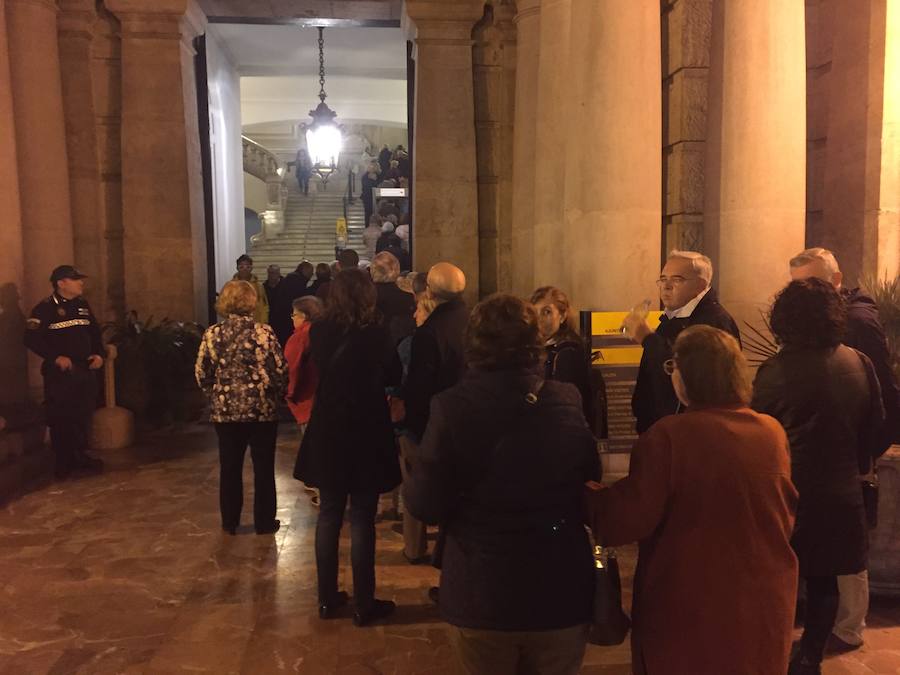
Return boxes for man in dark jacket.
[789,247,900,652]
[624,250,740,433]
[271,261,313,346]
[397,262,468,566]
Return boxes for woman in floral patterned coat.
[196,280,287,535]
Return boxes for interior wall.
[206,30,246,292]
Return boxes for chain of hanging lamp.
[317,27,327,103]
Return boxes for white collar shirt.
[664,284,711,320]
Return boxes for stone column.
[819,0,900,285]
[106,0,208,322]
[703,0,806,327]
[510,0,540,296]
[6,0,74,309]
[0,0,27,404]
[405,0,484,305]
[561,0,662,310]
[473,0,516,296]
[58,0,109,321]
[531,0,570,290]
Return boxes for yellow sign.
[336,217,347,239]
[586,310,664,366]
[591,311,663,336]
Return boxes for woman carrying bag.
[584,325,798,675]
[403,294,599,675]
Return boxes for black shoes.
[319,590,350,619]
[788,655,822,675]
[222,524,237,535]
[428,586,439,605]
[353,599,395,627]
[256,520,281,535]
[72,452,104,472]
[402,551,430,565]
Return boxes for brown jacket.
[585,406,798,675]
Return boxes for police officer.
[24,265,104,479]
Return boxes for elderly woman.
[404,294,599,675]
[294,268,402,627]
[752,279,887,675]
[584,325,798,675]
[372,251,416,347]
[531,286,597,430]
[195,280,287,535]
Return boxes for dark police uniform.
[24,279,103,476]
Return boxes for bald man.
[397,263,469,564]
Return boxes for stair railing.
[243,135,286,245]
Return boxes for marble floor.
[0,424,899,674]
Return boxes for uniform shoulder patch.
[26,318,41,330]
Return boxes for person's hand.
[621,312,652,344]
[55,356,73,371]
[87,354,104,370]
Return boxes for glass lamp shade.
[306,124,342,169]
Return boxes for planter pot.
[869,445,900,596]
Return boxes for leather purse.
[588,543,631,646]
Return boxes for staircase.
[249,174,366,270]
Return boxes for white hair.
[789,247,841,276]
[668,250,713,284]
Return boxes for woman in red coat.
[285,296,323,506]
[584,325,798,675]
[284,296,323,426]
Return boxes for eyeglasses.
[655,276,697,287]
[663,358,678,376]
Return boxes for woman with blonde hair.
[530,286,596,427]
[584,325,798,674]
[196,280,287,535]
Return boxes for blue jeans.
[315,489,380,609]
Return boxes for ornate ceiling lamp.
[302,27,343,183]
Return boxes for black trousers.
[315,488,379,609]
[797,575,839,666]
[214,421,278,531]
[44,367,97,472]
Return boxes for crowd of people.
[65,241,887,674]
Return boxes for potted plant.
[103,312,205,427]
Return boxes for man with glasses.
[623,250,740,433]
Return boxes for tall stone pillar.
[820,0,899,285]
[6,0,74,309]
[562,0,662,311]
[531,0,570,290]
[510,0,540,296]
[405,0,484,304]
[704,0,806,326]
[0,0,27,404]
[473,0,516,296]
[106,0,208,322]
[58,0,109,321]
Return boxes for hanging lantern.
[302,27,343,183]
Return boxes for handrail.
[242,135,282,181]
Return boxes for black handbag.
[588,543,631,646]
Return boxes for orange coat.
[585,406,798,675]
[284,322,317,424]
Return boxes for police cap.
[50,265,88,283]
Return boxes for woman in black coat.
[294,268,401,627]
[531,286,598,431]
[404,294,600,675]
[752,278,887,675]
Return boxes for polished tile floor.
[0,424,898,674]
